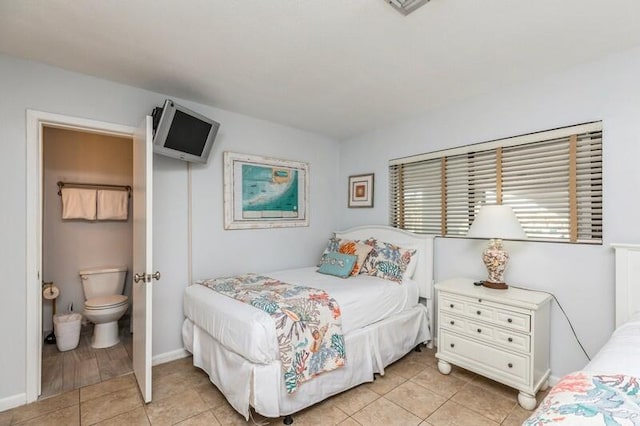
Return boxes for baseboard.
[0,393,26,412]
[548,374,561,387]
[152,348,190,366]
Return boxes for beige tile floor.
[1,346,545,425]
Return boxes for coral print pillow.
[361,238,416,283]
[338,241,373,276]
[318,237,342,266]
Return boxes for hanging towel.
[61,188,97,220]
[97,189,129,220]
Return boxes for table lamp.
[467,204,526,289]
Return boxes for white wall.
[190,115,340,280]
[0,53,340,405]
[338,46,640,379]
[42,128,133,333]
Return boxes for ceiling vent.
[388,0,430,15]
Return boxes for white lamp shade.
[467,204,526,240]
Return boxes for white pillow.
[401,242,420,281]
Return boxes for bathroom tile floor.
[4,345,546,425]
[40,320,133,400]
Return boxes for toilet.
[79,266,129,349]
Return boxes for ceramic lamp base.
[482,239,510,290]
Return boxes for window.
[389,122,602,244]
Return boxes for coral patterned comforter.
[524,372,640,425]
[197,273,345,393]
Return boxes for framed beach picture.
[348,173,374,208]
[223,152,309,229]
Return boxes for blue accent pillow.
[318,252,358,278]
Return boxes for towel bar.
[57,181,131,198]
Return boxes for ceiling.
[2,1,640,139]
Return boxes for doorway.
[26,111,153,404]
[40,127,134,399]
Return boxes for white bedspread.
[183,267,420,364]
[583,311,640,378]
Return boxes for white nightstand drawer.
[445,295,531,333]
[496,329,531,352]
[465,319,495,340]
[465,301,530,332]
[452,318,530,353]
[440,313,466,333]
[440,296,466,315]
[466,301,494,322]
[495,310,530,332]
[440,330,529,385]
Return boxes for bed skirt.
[182,303,431,419]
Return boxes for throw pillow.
[338,241,374,276]
[317,236,342,266]
[361,238,416,283]
[318,252,358,278]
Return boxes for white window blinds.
[389,158,443,234]
[389,122,603,244]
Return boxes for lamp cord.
[510,285,591,362]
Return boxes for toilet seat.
[85,294,128,310]
[83,295,129,349]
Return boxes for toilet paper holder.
[42,281,60,345]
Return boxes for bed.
[182,225,435,421]
[524,244,640,425]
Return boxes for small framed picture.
[348,173,374,208]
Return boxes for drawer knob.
[450,320,455,325]
[508,337,513,342]
[508,363,513,368]
[450,304,454,308]
[476,310,481,315]
[478,298,482,303]
[450,343,455,348]
[507,318,513,323]
[477,328,482,333]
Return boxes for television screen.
[152,100,220,164]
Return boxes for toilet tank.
[79,266,128,300]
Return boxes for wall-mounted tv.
[151,99,220,164]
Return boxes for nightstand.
[435,278,552,410]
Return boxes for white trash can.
[53,313,82,352]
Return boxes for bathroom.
[41,126,134,399]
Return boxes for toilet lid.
[85,294,128,309]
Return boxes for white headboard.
[612,243,640,327]
[335,225,435,329]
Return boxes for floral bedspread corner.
[197,273,345,393]
[524,372,640,425]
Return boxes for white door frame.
[25,110,136,403]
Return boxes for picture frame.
[223,151,309,229]
[348,173,374,208]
